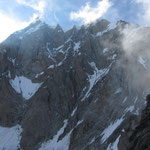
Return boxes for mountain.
[0,19,150,150]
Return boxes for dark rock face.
[128,95,150,150]
[0,78,23,127]
[0,19,150,150]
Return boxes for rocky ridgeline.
[0,19,150,150]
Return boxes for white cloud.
[135,0,150,25]
[70,0,112,24]
[54,12,59,22]
[0,12,37,42]
[16,0,46,18]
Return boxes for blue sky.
[0,0,149,42]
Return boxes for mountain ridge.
[0,18,149,150]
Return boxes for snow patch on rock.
[103,48,109,53]
[124,105,134,113]
[35,72,44,78]
[71,106,78,117]
[115,88,122,94]
[39,120,71,150]
[25,22,43,34]
[81,62,112,101]
[39,119,84,150]
[74,41,81,53]
[89,137,96,145]
[10,76,42,100]
[0,125,22,150]
[48,64,54,69]
[138,56,147,69]
[101,117,124,144]
[8,57,16,66]
[107,135,121,150]
[123,97,128,103]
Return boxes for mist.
[120,21,150,97]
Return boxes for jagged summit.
[32,17,41,24]
[55,24,64,33]
[2,18,132,46]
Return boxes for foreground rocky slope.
[127,94,150,150]
[0,19,150,150]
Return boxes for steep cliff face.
[126,95,150,150]
[0,19,150,150]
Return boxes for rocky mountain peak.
[55,24,64,33]
[116,20,130,29]
[32,16,42,24]
[0,19,150,150]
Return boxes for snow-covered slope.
[9,76,42,100]
[0,125,22,150]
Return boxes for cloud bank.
[70,0,112,24]
[135,0,150,25]
[16,0,46,18]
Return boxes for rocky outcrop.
[128,95,150,150]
